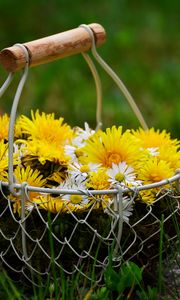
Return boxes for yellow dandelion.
[34,195,69,213]
[86,169,110,190]
[0,114,9,141]
[14,165,46,186]
[158,146,180,171]
[14,116,24,139]
[138,157,174,184]
[131,127,179,149]
[11,166,46,214]
[139,190,157,205]
[0,140,9,181]
[18,110,73,145]
[47,170,67,185]
[35,194,90,213]
[137,157,175,204]
[83,126,143,168]
[14,165,46,200]
[85,169,112,209]
[0,140,21,182]
[0,114,25,140]
[22,140,70,165]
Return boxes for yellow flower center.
[115,172,125,182]
[70,195,83,204]
[80,165,90,173]
[106,152,121,167]
[150,172,163,182]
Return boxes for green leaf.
[104,262,143,294]
[104,267,121,291]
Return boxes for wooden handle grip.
[0,23,106,72]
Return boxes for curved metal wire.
[8,44,29,195]
[79,24,149,130]
[0,72,14,98]
[1,172,179,196]
[81,52,103,130]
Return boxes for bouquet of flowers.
[1,110,179,213]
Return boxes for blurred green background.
[0,0,179,137]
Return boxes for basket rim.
[0,172,179,196]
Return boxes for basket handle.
[0,23,106,72]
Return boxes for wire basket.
[0,23,179,286]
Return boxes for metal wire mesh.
[0,179,179,286]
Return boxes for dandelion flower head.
[22,139,70,165]
[137,157,174,184]
[131,128,179,150]
[14,165,46,199]
[19,110,73,146]
[83,126,143,168]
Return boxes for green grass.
[0,258,178,300]
[0,196,180,299]
[0,217,179,300]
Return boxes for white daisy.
[13,143,26,159]
[107,162,141,187]
[72,122,95,147]
[121,197,134,223]
[64,145,78,162]
[68,162,101,182]
[105,196,134,223]
[57,176,89,206]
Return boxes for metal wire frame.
[0,25,180,286]
[0,180,179,286]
